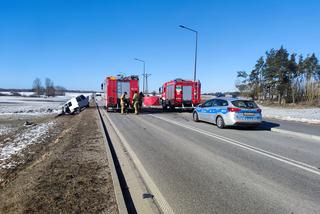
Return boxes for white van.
[63,95,89,114]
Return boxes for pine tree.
[304,53,319,102]
[249,57,264,100]
[235,47,319,104]
[287,53,298,103]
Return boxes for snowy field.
[0,91,34,96]
[0,95,62,170]
[0,96,66,115]
[0,121,56,169]
[0,91,93,97]
[261,106,320,124]
[65,92,92,98]
[0,92,93,171]
[0,92,92,115]
[0,92,91,139]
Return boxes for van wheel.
[193,112,199,122]
[75,107,81,114]
[216,116,225,129]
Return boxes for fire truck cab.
[160,78,201,110]
[103,75,139,111]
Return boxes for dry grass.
[0,105,118,214]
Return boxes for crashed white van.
[63,95,89,114]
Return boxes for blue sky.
[0,0,319,92]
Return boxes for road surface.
[106,110,320,214]
[261,117,320,137]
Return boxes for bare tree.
[32,78,42,96]
[45,78,55,96]
[55,86,66,96]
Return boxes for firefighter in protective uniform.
[132,91,139,114]
[120,92,127,114]
[138,92,144,110]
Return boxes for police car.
[193,98,262,128]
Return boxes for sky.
[0,0,319,92]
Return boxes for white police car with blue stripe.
[193,98,262,128]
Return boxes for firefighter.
[120,92,127,114]
[138,92,144,110]
[132,91,139,114]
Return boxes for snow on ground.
[261,106,320,124]
[65,92,92,98]
[0,91,93,97]
[0,92,91,115]
[0,91,34,96]
[0,96,66,115]
[0,125,15,136]
[0,121,55,169]
[0,92,92,169]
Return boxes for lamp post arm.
[179,25,198,81]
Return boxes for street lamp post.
[179,25,198,82]
[145,73,151,94]
[134,58,146,93]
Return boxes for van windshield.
[231,100,258,109]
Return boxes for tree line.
[236,46,320,105]
[32,78,66,97]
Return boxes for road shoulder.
[100,108,161,214]
[262,117,320,141]
[0,105,118,213]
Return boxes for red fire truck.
[103,75,139,111]
[160,78,201,110]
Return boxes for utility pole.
[144,73,151,94]
[142,61,145,93]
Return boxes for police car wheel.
[216,116,225,129]
[193,112,199,122]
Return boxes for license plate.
[243,113,255,116]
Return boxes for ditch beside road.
[0,104,118,213]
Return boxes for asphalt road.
[261,117,320,137]
[107,110,320,214]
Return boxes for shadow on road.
[259,120,281,130]
[226,120,280,131]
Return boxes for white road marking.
[150,114,320,176]
[270,127,320,142]
[104,111,175,214]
